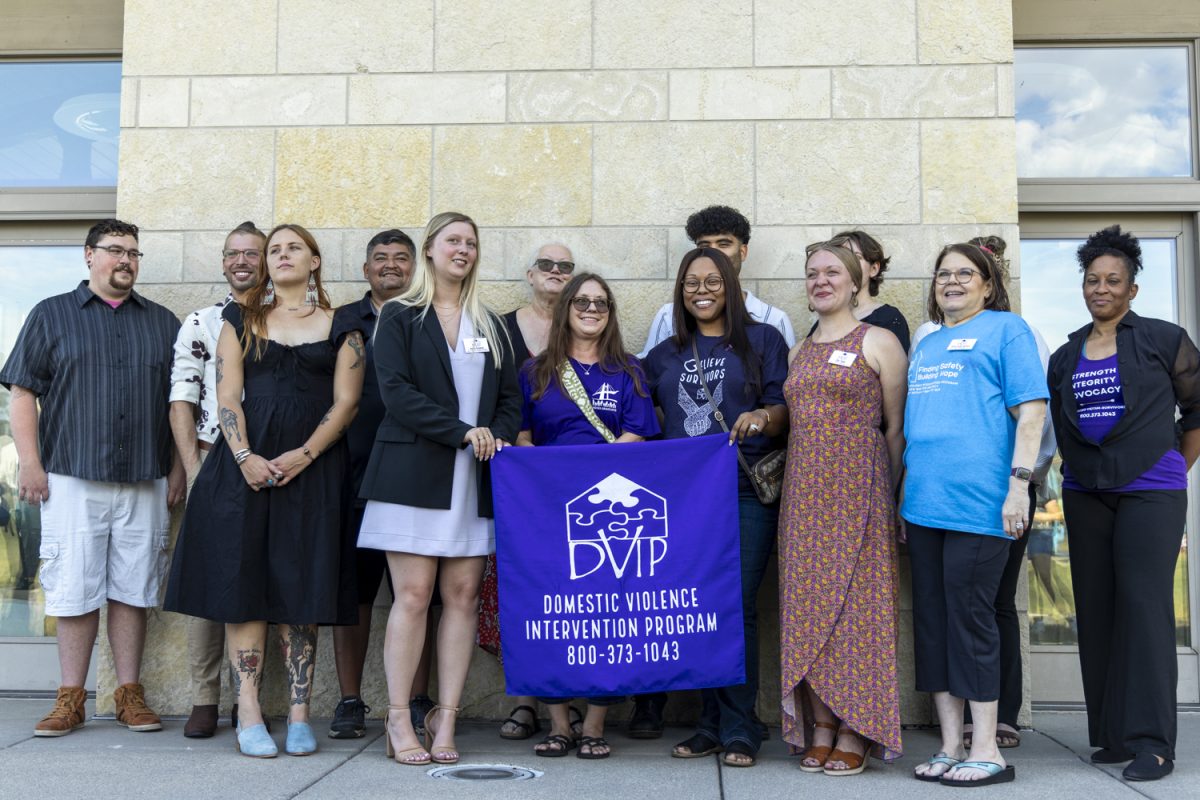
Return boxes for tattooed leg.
[279,624,317,723]
[226,621,268,728]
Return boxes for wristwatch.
[1010,467,1033,482]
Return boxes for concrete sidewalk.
[1,699,1197,799]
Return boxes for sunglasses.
[569,297,610,313]
[534,258,575,274]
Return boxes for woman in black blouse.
[1048,225,1200,782]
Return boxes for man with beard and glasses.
[169,221,266,738]
[1,219,183,737]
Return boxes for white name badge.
[828,350,857,367]
[464,337,490,354]
[947,338,977,351]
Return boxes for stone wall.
[102,0,1026,727]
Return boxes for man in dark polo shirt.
[1,219,184,737]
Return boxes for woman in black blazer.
[1048,225,1200,782]
[357,212,521,767]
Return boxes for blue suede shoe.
[286,721,317,756]
[236,723,278,758]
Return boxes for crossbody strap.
[559,359,617,444]
[690,339,756,478]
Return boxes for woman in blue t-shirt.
[518,271,659,759]
[642,247,789,768]
[1048,226,1200,783]
[904,242,1047,787]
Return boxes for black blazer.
[1048,310,1200,489]
[359,302,521,517]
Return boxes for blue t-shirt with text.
[519,358,659,446]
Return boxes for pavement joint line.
[285,729,383,799]
[1033,727,1153,798]
[0,733,35,751]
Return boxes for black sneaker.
[410,694,435,738]
[329,696,369,739]
[628,694,666,739]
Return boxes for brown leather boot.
[113,683,163,732]
[184,704,218,738]
[34,686,87,737]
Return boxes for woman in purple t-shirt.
[517,272,659,759]
[1048,225,1200,782]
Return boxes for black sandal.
[534,733,576,757]
[577,735,612,760]
[722,740,757,768]
[672,732,722,759]
[568,705,584,738]
[499,704,541,740]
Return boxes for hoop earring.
[850,294,859,308]
[807,302,815,313]
[306,273,318,306]
[263,278,275,305]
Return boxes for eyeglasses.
[569,296,610,313]
[683,276,724,293]
[222,248,262,260]
[934,268,983,285]
[534,258,575,274]
[91,245,144,261]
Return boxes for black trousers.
[908,522,1011,702]
[1063,488,1186,761]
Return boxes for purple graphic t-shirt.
[1063,351,1186,492]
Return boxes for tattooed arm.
[269,331,365,486]
[215,322,275,491]
[10,385,49,504]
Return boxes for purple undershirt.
[1062,350,1186,492]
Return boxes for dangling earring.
[851,294,859,309]
[306,273,318,306]
[263,278,275,305]
[807,302,815,312]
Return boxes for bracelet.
[233,448,252,465]
[302,446,315,461]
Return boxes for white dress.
[357,314,494,557]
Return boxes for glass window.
[0,246,82,638]
[0,61,122,189]
[1019,236,1190,647]
[1015,47,1194,179]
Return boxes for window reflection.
[0,62,122,188]
[0,246,81,638]
[1020,236,1190,647]
[1015,47,1193,179]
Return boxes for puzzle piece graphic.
[566,473,667,541]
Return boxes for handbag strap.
[560,359,618,444]
[690,339,756,479]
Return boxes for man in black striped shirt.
[1,219,183,737]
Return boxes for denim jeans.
[694,493,778,751]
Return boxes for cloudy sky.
[1016,46,1192,178]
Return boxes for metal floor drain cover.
[429,764,543,781]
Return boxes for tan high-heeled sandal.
[799,720,838,773]
[385,705,431,766]
[424,705,463,764]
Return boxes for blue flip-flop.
[914,753,961,782]
[940,760,1016,787]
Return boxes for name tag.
[947,338,977,351]
[828,350,857,367]
[464,337,490,354]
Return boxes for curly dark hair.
[1077,224,1142,281]
[831,230,890,296]
[685,205,751,246]
[85,219,138,247]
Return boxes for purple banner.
[492,434,743,696]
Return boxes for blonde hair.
[395,211,509,369]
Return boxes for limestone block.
[134,231,183,284]
[501,227,669,281]
[182,230,230,284]
[609,281,676,352]
[921,119,1018,224]
[136,78,190,128]
[118,129,274,230]
[997,63,1015,116]
[278,0,433,73]
[669,68,830,121]
[122,0,277,76]
[479,281,532,316]
[756,121,921,225]
[755,0,916,67]
[818,223,1022,282]
[138,283,236,320]
[593,123,753,226]
[191,77,346,127]
[508,72,668,123]
[704,225,835,280]
[435,0,590,71]
[307,229,345,282]
[874,277,932,335]
[433,126,591,227]
[276,127,432,229]
[325,281,365,309]
[349,74,506,125]
[919,0,1013,64]
[833,66,996,119]
[594,0,753,68]
[120,78,137,128]
[750,279,813,340]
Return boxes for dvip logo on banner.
[492,434,744,698]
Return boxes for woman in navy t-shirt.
[518,272,659,760]
[642,247,789,767]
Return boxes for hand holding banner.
[491,433,743,697]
